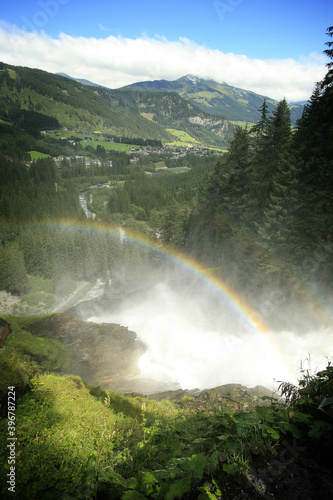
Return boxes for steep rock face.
[188,115,229,137]
[28,313,146,389]
[188,115,228,128]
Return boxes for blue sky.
[0,0,332,100]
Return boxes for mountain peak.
[185,74,198,85]
[120,74,304,125]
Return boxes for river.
[79,193,94,218]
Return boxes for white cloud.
[0,22,327,101]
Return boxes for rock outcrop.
[28,313,146,390]
[146,383,274,411]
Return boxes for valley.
[0,42,333,499]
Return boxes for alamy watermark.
[21,0,70,32]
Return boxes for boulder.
[28,313,146,389]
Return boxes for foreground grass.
[1,364,332,499]
[0,315,332,499]
[0,372,180,499]
[0,315,70,402]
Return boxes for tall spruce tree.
[186,127,252,266]
[217,126,251,223]
[255,99,297,254]
[256,156,299,256]
[248,99,270,224]
[293,26,333,249]
[321,26,333,90]
[265,98,292,175]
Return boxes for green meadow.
[166,128,200,146]
[230,120,256,128]
[81,139,137,151]
[166,166,191,173]
[28,151,51,160]
[155,161,168,169]
[42,129,139,151]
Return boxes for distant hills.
[0,63,234,149]
[58,70,305,126]
[56,72,106,88]
[121,74,305,126]
[102,87,234,148]
[0,63,170,142]
[0,63,305,149]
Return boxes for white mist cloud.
[88,282,332,392]
[0,21,327,101]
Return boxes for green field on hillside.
[28,151,51,160]
[42,130,139,151]
[80,139,137,151]
[166,128,200,146]
[230,120,256,128]
[155,161,168,169]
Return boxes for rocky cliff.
[28,313,146,391]
[27,313,275,399]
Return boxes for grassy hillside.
[0,315,332,499]
[121,75,304,125]
[0,63,171,142]
[99,88,235,148]
[0,63,234,148]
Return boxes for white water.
[88,282,333,391]
[79,194,94,219]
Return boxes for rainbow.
[57,219,301,377]
[47,218,270,335]
[13,217,333,333]
[10,217,332,385]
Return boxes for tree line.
[0,28,332,304]
[185,27,333,304]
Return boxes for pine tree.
[221,126,251,222]
[198,127,251,223]
[161,198,189,247]
[248,100,272,224]
[254,99,298,253]
[250,99,269,146]
[257,155,300,256]
[293,27,333,246]
[321,26,333,90]
[186,127,253,265]
[254,98,292,224]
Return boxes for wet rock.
[27,313,146,389]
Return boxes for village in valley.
[38,127,218,174]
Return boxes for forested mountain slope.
[0,63,171,141]
[96,87,235,148]
[185,31,333,321]
[0,28,333,500]
[121,74,304,125]
[0,63,234,148]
